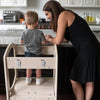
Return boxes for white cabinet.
[83,0,95,7]
[83,0,100,7]
[0,0,14,6]
[69,0,82,7]
[16,0,27,7]
[59,0,83,7]
[0,0,27,7]
[58,0,100,7]
[96,0,100,7]
[59,0,69,7]
[59,0,82,7]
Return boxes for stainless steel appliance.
[3,10,21,23]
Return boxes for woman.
[43,0,100,100]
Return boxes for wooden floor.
[1,80,100,100]
[1,93,100,100]
[0,94,75,100]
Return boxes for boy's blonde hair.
[25,11,38,25]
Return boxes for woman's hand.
[45,35,53,42]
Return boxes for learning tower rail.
[3,43,58,100]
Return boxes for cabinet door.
[0,0,13,6]
[0,0,27,6]
[69,0,82,7]
[83,0,95,7]
[59,0,69,7]
[16,0,27,6]
[96,0,100,7]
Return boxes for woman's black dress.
[64,13,100,83]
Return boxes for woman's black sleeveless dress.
[64,13,100,83]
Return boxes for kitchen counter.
[0,30,100,47]
[0,29,72,46]
[0,41,72,47]
[89,26,100,31]
[88,22,100,25]
[0,30,23,44]
[0,30,22,36]
[0,22,22,25]
[0,24,26,30]
[0,23,100,46]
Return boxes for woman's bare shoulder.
[60,10,73,15]
[59,11,75,27]
[59,11,74,20]
[59,11,69,17]
[58,11,69,23]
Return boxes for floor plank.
[1,93,100,100]
[0,94,75,100]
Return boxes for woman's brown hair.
[43,0,65,32]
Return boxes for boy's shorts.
[25,52,42,57]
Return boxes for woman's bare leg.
[85,82,94,100]
[26,69,32,78]
[0,95,6,100]
[36,69,41,78]
[70,79,84,100]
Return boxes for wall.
[0,0,100,19]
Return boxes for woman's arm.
[45,11,68,45]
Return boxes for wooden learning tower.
[3,43,58,100]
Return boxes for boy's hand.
[20,40,23,44]
[45,35,53,42]
[42,40,47,44]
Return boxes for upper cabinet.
[58,0,100,7]
[0,0,27,7]
[83,0,95,7]
[16,0,27,6]
[96,0,100,7]
[59,0,69,7]
[68,0,82,7]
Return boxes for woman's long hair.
[43,0,65,32]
